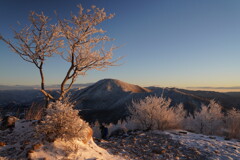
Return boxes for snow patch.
[165,130,240,160]
[30,138,122,160]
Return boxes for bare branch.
[40,89,55,100]
[1,4,121,103]
[57,5,121,100]
[0,11,63,105]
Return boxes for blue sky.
[0,0,240,89]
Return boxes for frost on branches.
[0,4,120,103]
[57,5,119,100]
[225,108,240,139]
[37,101,90,142]
[129,96,185,131]
[184,100,224,135]
[0,12,62,102]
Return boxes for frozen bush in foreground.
[184,100,224,135]
[129,96,185,130]
[37,101,89,142]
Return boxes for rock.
[152,147,166,154]
[179,131,188,134]
[194,150,201,155]
[214,150,219,154]
[209,136,216,139]
[28,150,34,153]
[109,128,126,137]
[24,140,30,145]
[33,143,43,150]
[0,116,18,130]
[0,142,6,146]
[224,137,230,140]
[20,146,25,150]
[27,149,34,159]
[160,149,166,154]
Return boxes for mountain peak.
[95,79,151,93]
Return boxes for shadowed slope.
[72,79,151,123]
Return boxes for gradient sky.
[0,0,240,90]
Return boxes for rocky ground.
[0,117,239,160]
[95,130,211,160]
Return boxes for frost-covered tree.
[57,5,118,100]
[225,108,240,139]
[0,5,119,105]
[184,100,224,135]
[129,96,185,130]
[0,12,62,103]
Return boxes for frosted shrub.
[91,120,128,138]
[225,108,240,139]
[124,117,141,131]
[91,121,101,139]
[37,101,89,141]
[107,120,128,136]
[129,96,185,130]
[185,100,224,135]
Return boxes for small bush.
[184,100,224,135]
[107,120,128,136]
[37,101,89,142]
[91,120,137,139]
[91,121,102,139]
[129,96,185,130]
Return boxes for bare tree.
[57,5,118,100]
[0,5,119,105]
[0,11,62,104]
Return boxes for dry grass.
[24,102,44,120]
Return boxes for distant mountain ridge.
[1,79,240,123]
[72,79,240,123]
[0,83,93,90]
